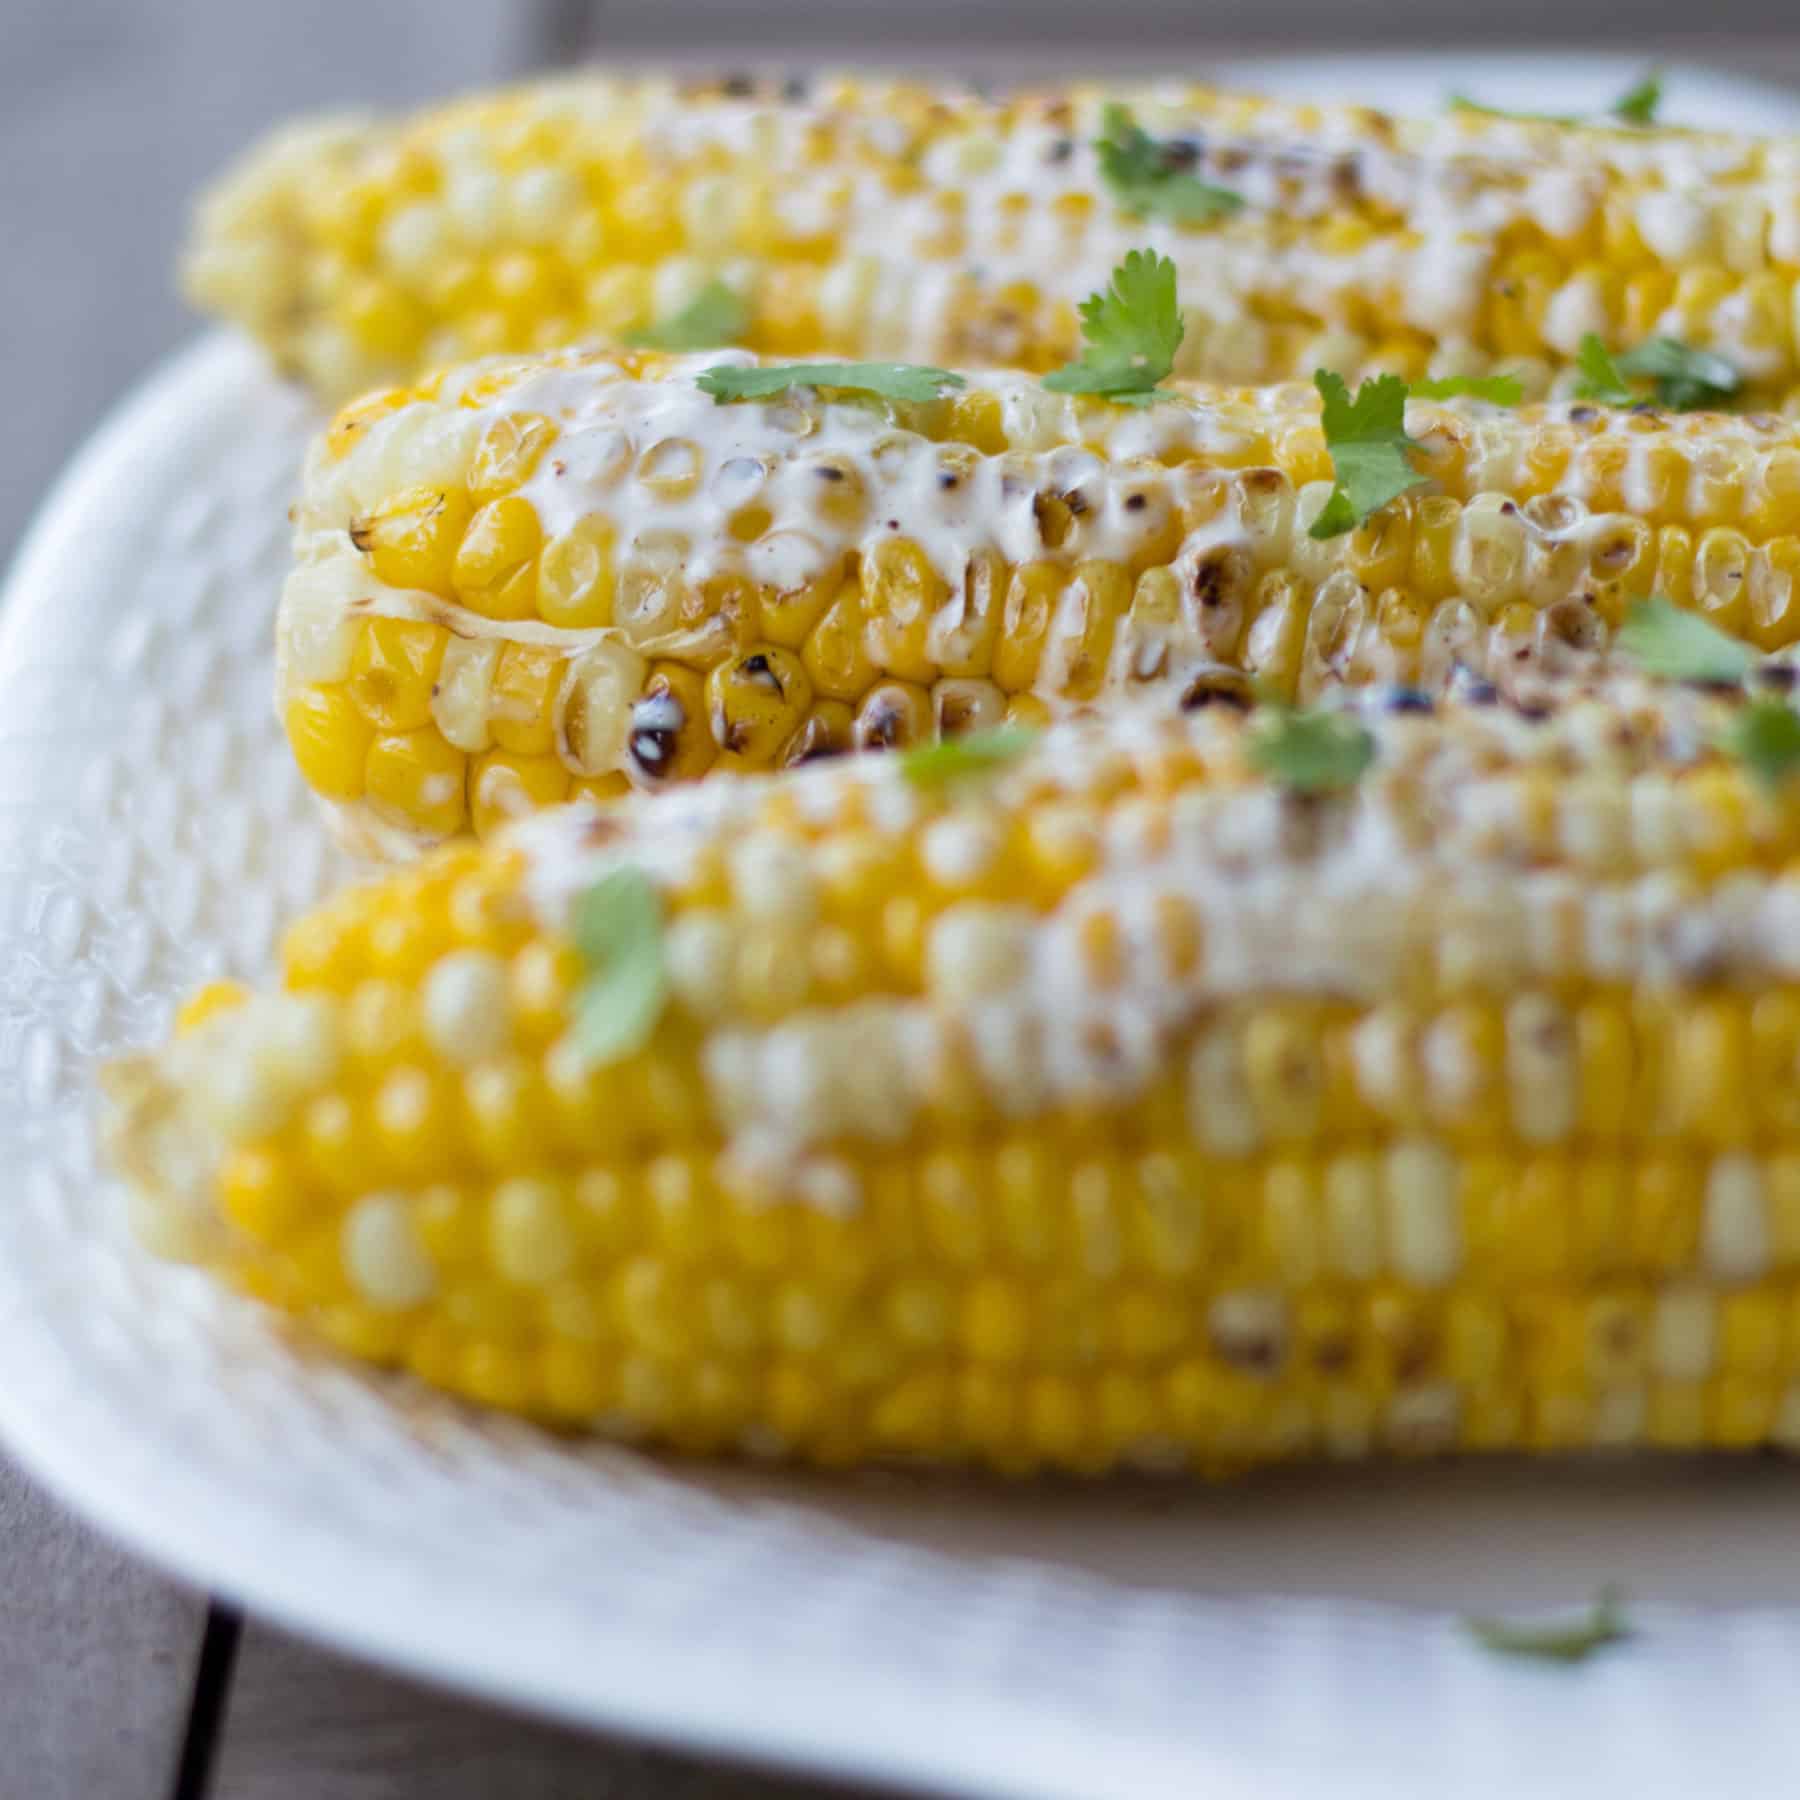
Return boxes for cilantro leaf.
[1611,71,1664,126]
[901,725,1039,790]
[625,280,749,351]
[1466,1587,1632,1665]
[698,362,965,404]
[1095,104,1244,225]
[1447,71,1661,127]
[1308,370,1428,540]
[1616,596,1756,684]
[1720,698,1800,790]
[1042,249,1184,404]
[570,867,667,1065]
[1411,373,1524,405]
[1576,333,1741,411]
[1574,334,1637,406]
[1247,705,1376,795]
[1616,337,1741,411]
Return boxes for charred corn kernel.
[706,647,811,763]
[112,675,1800,1468]
[284,342,1800,856]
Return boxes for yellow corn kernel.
[364,729,468,838]
[451,496,543,621]
[487,642,563,757]
[351,485,472,595]
[470,749,571,838]
[286,684,375,800]
[347,617,450,732]
[536,517,617,629]
[467,412,558,504]
[706,645,812,763]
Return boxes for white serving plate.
[6,55,1800,1800]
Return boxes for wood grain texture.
[213,1622,879,1800]
[0,1465,206,1800]
[0,0,528,568]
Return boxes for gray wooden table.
[4,5,1800,1794]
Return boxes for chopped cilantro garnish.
[1611,71,1664,126]
[625,280,749,351]
[1308,370,1428,540]
[1616,596,1756,684]
[1574,335,1637,406]
[1448,71,1662,127]
[1095,103,1244,225]
[570,867,667,1065]
[1411,373,1524,405]
[900,725,1039,789]
[1616,338,1740,411]
[1720,698,1800,790]
[1042,250,1184,406]
[1247,704,1376,795]
[697,362,965,404]
[1575,333,1741,411]
[1466,1587,1632,1665]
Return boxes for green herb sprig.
[1465,1587,1633,1665]
[1448,71,1662,127]
[1043,250,1184,406]
[1411,373,1525,405]
[1616,596,1755,684]
[1575,334,1741,412]
[1308,371,1428,540]
[1095,104,1244,225]
[900,725,1039,790]
[625,281,749,351]
[1720,699,1800,790]
[1247,702,1377,795]
[571,867,668,1065]
[698,362,965,405]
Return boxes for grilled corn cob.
[105,663,1800,1471]
[282,343,1800,853]
[187,71,1800,407]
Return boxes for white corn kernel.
[423,950,511,1064]
[343,1195,435,1308]
[1384,1141,1459,1286]
[1186,1021,1259,1157]
[490,1177,576,1285]
[665,911,737,1021]
[1652,1289,1716,1381]
[432,638,501,754]
[926,904,1033,1000]
[1704,1154,1770,1283]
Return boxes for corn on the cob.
[281,343,1800,853]
[105,661,1800,1471]
[186,72,1800,408]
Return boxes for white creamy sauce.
[557,82,1788,379]
[504,672,1800,1183]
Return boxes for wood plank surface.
[0,1471,206,1800]
[213,1621,873,1800]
